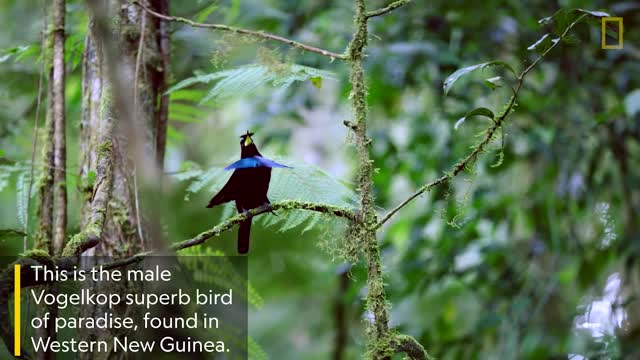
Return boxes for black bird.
[207,131,289,254]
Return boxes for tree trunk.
[51,0,67,255]
[77,1,168,358]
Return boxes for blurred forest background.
[1,0,639,359]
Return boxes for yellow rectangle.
[14,264,20,357]
[602,17,623,49]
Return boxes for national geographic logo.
[602,17,623,49]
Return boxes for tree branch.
[103,200,356,269]
[153,0,170,170]
[375,14,581,230]
[132,0,348,61]
[390,334,431,360]
[347,0,399,356]
[61,135,113,257]
[376,90,518,229]
[366,0,413,18]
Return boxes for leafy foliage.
[173,157,356,233]
[443,61,515,95]
[167,63,336,104]
[178,246,264,309]
[454,107,495,130]
[0,161,35,229]
[177,246,267,359]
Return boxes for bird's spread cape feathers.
[224,156,291,170]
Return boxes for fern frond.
[16,170,30,229]
[178,246,264,309]
[166,64,336,105]
[173,157,356,234]
[248,337,268,360]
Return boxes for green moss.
[99,87,112,120]
[97,140,112,157]
[109,200,136,236]
[367,332,431,360]
[20,249,53,265]
[61,232,88,257]
[61,223,101,257]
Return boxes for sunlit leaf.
[310,76,322,89]
[0,45,30,63]
[195,3,219,22]
[444,61,516,95]
[483,76,503,90]
[173,157,356,232]
[527,33,559,54]
[0,229,26,238]
[538,8,610,37]
[168,64,336,105]
[454,107,495,130]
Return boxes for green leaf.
[167,64,335,104]
[443,61,516,95]
[0,149,4,156]
[575,9,610,18]
[483,76,503,90]
[248,337,267,360]
[167,125,186,144]
[454,107,495,130]
[169,89,209,102]
[87,170,97,185]
[166,71,231,95]
[310,76,322,89]
[169,103,208,121]
[624,89,640,117]
[194,3,219,22]
[538,8,609,37]
[226,0,240,23]
[0,45,30,63]
[174,157,356,232]
[527,33,559,54]
[0,229,27,238]
[491,130,505,168]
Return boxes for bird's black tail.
[238,217,252,254]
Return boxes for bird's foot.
[262,203,277,216]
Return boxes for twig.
[133,9,146,246]
[154,0,170,169]
[132,0,348,60]
[366,0,413,18]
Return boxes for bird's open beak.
[244,135,253,146]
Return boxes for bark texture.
[51,0,67,255]
[76,1,167,358]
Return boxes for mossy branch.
[3,200,355,287]
[132,0,348,61]
[389,334,431,360]
[61,139,113,256]
[103,200,356,269]
[366,0,414,18]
